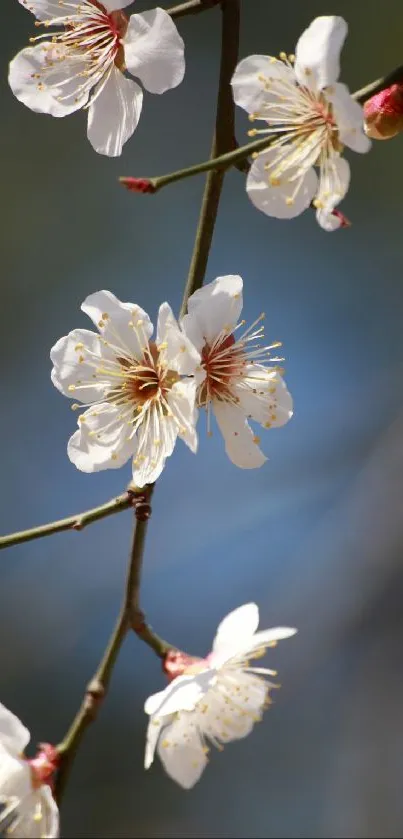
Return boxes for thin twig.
[167,0,221,19]
[354,64,403,104]
[0,491,134,550]
[54,487,170,804]
[179,0,240,317]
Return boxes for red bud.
[119,177,156,194]
[364,83,403,140]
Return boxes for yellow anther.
[253,435,261,444]
[102,312,109,320]
[312,198,324,209]
[288,53,295,63]
[98,320,104,328]
[78,354,85,363]
[248,128,258,137]
[74,343,84,351]
[285,197,294,206]
[279,51,287,61]
[269,175,282,187]
[68,384,75,392]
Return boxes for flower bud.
[119,177,156,194]
[364,83,403,140]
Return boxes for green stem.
[167,0,221,19]
[0,491,133,550]
[179,0,240,317]
[122,63,403,196]
[353,64,403,104]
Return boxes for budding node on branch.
[119,177,157,194]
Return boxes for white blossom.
[51,290,200,486]
[0,702,58,839]
[144,604,296,789]
[231,16,371,229]
[181,275,292,469]
[9,1,185,156]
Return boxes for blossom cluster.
[0,605,296,836]
[2,2,393,836]
[50,278,293,486]
[10,3,372,229]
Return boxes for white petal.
[9,45,89,117]
[236,366,293,427]
[250,627,297,649]
[50,328,115,403]
[319,155,350,202]
[316,208,342,231]
[213,401,266,469]
[87,67,143,157]
[17,0,70,20]
[124,8,185,94]
[294,16,348,90]
[14,785,59,839]
[166,380,198,454]
[132,403,178,487]
[0,704,29,756]
[327,82,371,152]
[231,55,297,116]
[81,290,153,359]
[67,404,136,473]
[156,303,200,375]
[0,750,32,806]
[103,0,133,10]
[144,674,211,718]
[212,604,259,657]
[247,151,318,219]
[144,714,165,770]
[157,714,207,789]
[183,275,243,346]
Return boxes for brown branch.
[167,0,221,18]
[179,0,240,317]
[0,490,134,550]
[54,486,172,805]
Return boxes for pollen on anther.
[253,435,261,444]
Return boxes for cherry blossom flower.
[231,16,371,230]
[9,1,185,156]
[144,603,296,788]
[181,275,292,469]
[0,702,59,838]
[51,290,200,486]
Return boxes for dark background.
[2,1,403,836]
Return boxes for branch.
[0,490,134,550]
[121,62,403,195]
[167,0,221,19]
[353,64,403,104]
[54,487,172,805]
[179,0,240,316]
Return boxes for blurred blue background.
[2,1,403,836]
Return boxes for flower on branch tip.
[231,16,371,230]
[9,2,185,157]
[144,603,297,789]
[0,702,59,838]
[50,290,201,487]
[364,83,403,140]
[181,275,293,469]
[119,177,156,194]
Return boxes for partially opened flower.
[181,275,292,469]
[51,290,200,486]
[144,603,296,788]
[0,702,59,838]
[231,16,371,230]
[9,2,185,156]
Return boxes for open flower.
[51,290,200,486]
[144,603,296,788]
[0,702,59,838]
[231,16,371,229]
[9,2,185,156]
[181,275,292,469]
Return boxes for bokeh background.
[2,1,403,836]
